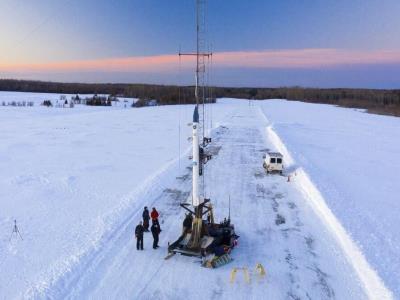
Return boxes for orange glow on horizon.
[1,49,400,73]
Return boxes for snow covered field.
[0,92,396,299]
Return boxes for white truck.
[263,152,284,174]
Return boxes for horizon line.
[0,78,398,91]
[1,48,400,73]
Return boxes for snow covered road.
[40,103,378,299]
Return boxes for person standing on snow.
[151,207,160,228]
[142,206,150,232]
[135,221,145,250]
[182,213,193,234]
[151,223,161,249]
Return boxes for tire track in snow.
[253,171,335,299]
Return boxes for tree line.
[1,79,399,116]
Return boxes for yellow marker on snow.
[231,266,263,284]
[230,268,238,283]
[243,267,251,284]
[255,263,266,277]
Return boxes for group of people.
[135,206,161,250]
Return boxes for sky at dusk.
[1,0,400,88]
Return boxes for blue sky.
[1,0,400,88]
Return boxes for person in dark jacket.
[151,207,160,228]
[182,213,193,234]
[151,223,161,249]
[142,206,150,232]
[135,221,144,250]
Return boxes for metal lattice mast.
[178,0,212,249]
[180,0,211,147]
[196,0,206,144]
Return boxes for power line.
[13,0,74,49]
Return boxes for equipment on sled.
[202,253,233,268]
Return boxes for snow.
[261,99,400,298]
[0,92,396,299]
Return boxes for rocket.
[192,105,200,207]
[166,0,238,259]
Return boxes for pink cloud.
[0,54,183,73]
[216,49,400,68]
[1,49,400,73]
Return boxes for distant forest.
[1,79,399,116]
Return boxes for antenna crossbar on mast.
[178,53,212,56]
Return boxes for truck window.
[270,158,276,163]
[277,158,282,164]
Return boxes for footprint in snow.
[275,214,286,225]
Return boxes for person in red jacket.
[151,207,160,228]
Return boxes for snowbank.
[261,118,391,299]
[261,99,400,297]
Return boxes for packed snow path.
[40,104,376,299]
